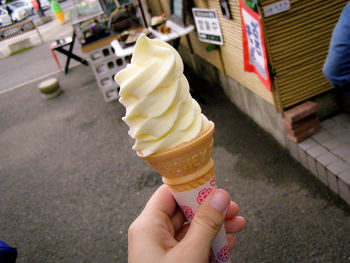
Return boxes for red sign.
[240,0,271,91]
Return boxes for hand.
[128,184,246,263]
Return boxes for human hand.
[128,184,246,263]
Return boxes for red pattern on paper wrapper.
[180,205,194,220]
[218,246,230,262]
[172,178,231,263]
[210,248,218,263]
[196,188,213,204]
[210,177,216,187]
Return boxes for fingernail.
[209,191,229,212]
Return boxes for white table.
[148,20,194,42]
[110,21,194,58]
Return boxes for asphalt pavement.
[0,39,82,93]
[0,18,350,263]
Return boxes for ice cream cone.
[138,121,215,192]
[116,34,231,262]
[138,121,231,262]
[54,11,65,24]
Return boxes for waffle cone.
[138,122,215,192]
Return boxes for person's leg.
[0,240,17,263]
[337,85,350,114]
[323,2,350,113]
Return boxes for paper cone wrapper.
[139,122,231,263]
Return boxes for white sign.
[241,8,267,80]
[239,0,271,90]
[263,0,290,17]
[192,8,223,45]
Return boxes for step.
[288,113,350,206]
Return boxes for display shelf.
[86,43,131,102]
[71,0,105,25]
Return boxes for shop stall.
[144,0,348,145]
[259,0,347,112]
[166,0,348,113]
[65,0,147,101]
[66,0,348,114]
[64,0,194,101]
[180,0,347,112]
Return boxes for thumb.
[181,189,230,253]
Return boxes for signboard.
[239,0,271,91]
[192,8,223,45]
[263,0,290,17]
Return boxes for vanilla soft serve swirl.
[114,34,209,156]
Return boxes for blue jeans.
[0,240,17,263]
[323,1,350,89]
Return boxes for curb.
[0,63,80,96]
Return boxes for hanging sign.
[192,8,223,45]
[239,0,271,91]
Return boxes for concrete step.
[288,113,350,206]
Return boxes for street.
[0,0,74,27]
[0,61,349,262]
[30,0,74,24]
[0,2,83,93]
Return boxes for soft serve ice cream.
[115,34,209,156]
[115,34,231,263]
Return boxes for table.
[88,21,194,102]
[110,21,195,57]
[148,20,194,44]
[50,32,89,74]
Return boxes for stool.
[38,78,63,100]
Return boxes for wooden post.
[137,0,148,27]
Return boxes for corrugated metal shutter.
[259,0,348,110]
